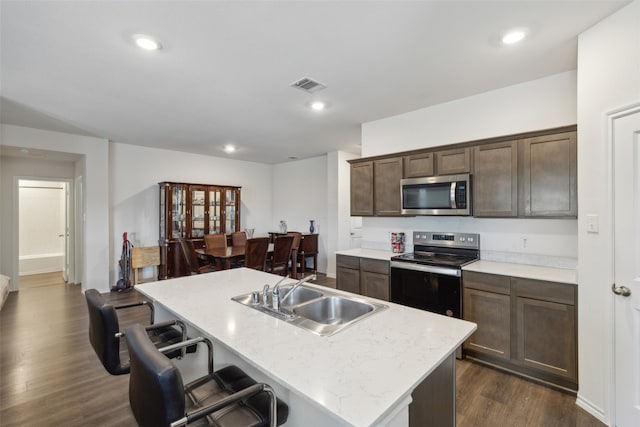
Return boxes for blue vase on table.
[309,220,315,234]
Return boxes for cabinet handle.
[612,283,632,297]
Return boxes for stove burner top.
[392,251,478,268]
[391,231,480,269]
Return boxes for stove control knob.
[459,236,466,242]
[468,237,474,242]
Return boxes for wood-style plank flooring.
[1,273,605,427]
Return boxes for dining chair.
[231,231,247,248]
[178,238,216,275]
[285,232,302,277]
[204,233,227,251]
[125,323,289,427]
[297,233,319,276]
[268,235,294,277]
[243,237,270,271]
[85,289,195,376]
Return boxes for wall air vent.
[290,77,327,93]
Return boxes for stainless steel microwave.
[401,174,471,216]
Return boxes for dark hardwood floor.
[1,272,605,427]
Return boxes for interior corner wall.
[576,0,640,423]
[272,155,328,274]
[0,124,109,292]
[327,150,360,278]
[110,142,274,283]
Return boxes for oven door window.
[390,268,461,318]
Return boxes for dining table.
[196,243,291,273]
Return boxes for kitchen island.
[135,268,476,426]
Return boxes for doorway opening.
[17,179,74,290]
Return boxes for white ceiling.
[0,1,629,164]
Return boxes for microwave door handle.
[450,181,457,208]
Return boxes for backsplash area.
[360,216,577,269]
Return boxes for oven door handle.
[390,261,461,277]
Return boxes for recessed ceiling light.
[311,101,326,111]
[502,30,525,45]
[133,34,162,51]
[224,144,236,153]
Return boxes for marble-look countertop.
[462,260,577,285]
[136,268,476,426]
[335,247,398,261]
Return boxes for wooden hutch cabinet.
[159,182,241,279]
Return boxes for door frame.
[12,176,76,290]
[607,101,640,426]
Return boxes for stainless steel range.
[390,231,479,318]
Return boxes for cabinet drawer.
[360,258,389,275]
[513,278,575,306]
[463,271,510,295]
[337,254,360,269]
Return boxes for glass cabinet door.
[171,184,187,239]
[208,188,221,234]
[225,188,237,232]
[190,186,206,238]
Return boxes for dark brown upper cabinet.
[520,131,577,217]
[436,147,471,175]
[473,140,518,217]
[403,152,434,178]
[350,161,374,216]
[374,157,403,216]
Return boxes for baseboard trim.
[576,395,608,426]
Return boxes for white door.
[612,104,640,426]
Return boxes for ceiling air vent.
[290,77,327,93]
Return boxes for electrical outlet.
[521,237,528,249]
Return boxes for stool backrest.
[85,289,129,375]
[126,324,185,427]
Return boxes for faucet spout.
[279,274,317,305]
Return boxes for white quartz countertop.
[136,268,476,426]
[335,247,397,261]
[463,260,577,285]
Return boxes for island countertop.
[136,268,476,426]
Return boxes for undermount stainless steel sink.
[293,296,374,325]
[278,285,323,306]
[232,282,387,336]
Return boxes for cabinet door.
[473,141,518,217]
[169,184,188,239]
[208,187,222,234]
[404,152,434,178]
[374,157,403,216]
[190,185,207,238]
[350,161,374,216]
[337,267,360,294]
[463,288,511,360]
[361,271,389,301]
[223,188,240,233]
[515,297,577,382]
[520,131,577,217]
[436,147,471,175]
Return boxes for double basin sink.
[232,283,387,336]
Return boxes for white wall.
[360,71,579,267]
[1,124,109,292]
[576,1,640,423]
[272,155,329,274]
[110,142,274,283]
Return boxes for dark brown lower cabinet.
[336,255,390,301]
[463,271,578,391]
